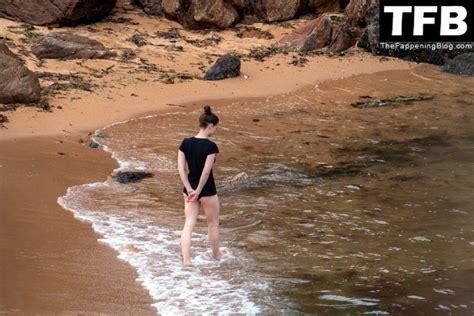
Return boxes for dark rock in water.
[389,174,424,182]
[0,43,41,104]
[93,131,106,138]
[32,32,117,60]
[204,54,241,80]
[278,14,355,53]
[0,0,117,26]
[319,135,452,179]
[357,136,451,160]
[315,160,369,178]
[358,10,466,65]
[88,142,100,149]
[351,95,433,109]
[442,53,474,76]
[112,171,153,184]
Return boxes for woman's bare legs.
[181,193,200,266]
[200,194,222,260]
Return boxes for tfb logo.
[379,0,473,42]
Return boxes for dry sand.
[0,2,429,314]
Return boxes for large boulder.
[192,0,239,28]
[135,0,345,28]
[134,0,163,16]
[32,32,117,60]
[136,0,238,29]
[204,54,241,80]
[161,0,181,16]
[345,0,379,27]
[278,14,355,52]
[0,43,41,104]
[235,0,344,23]
[161,0,197,29]
[245,0,301,22]
[0,0,117,26]
[308,0,345,14]
[442,53,474,76]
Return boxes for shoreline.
[0,53,413,141]
[0,134,156,314]
[0,61,428,314]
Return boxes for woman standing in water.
[177,105,226,266]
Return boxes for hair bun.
[203,105,212,114]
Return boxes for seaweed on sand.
[248,45,282,62]
[184,35,222,47]
[233,26,274,40]
[37,72,96,97]
[127,31,149,47]
[155,28,182,40]
[121,48,136,61]
[7,23,41,44]
[0,99,52,112]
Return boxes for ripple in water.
[57,77,474,314]
[58,181,268,314]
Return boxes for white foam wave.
[318,294,380,307]
[57,113,269,315]
[58,184,264,314]
[57,112,267,314]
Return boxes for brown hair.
[199,105,219,128]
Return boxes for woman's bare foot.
[212,250,222,260]
[212,248,232,261]
[183,259,191,267]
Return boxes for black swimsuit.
[179,136,219,200]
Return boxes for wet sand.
[0,135,156,314]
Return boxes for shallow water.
[58,68,474,315]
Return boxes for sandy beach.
[1,1,473,314]
[0,135,156,314]
[0,53,412,313]
[1,65,416,315]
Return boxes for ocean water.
[58,69,474,315]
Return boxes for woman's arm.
[191,153,216,199]
[177,149,193,192]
